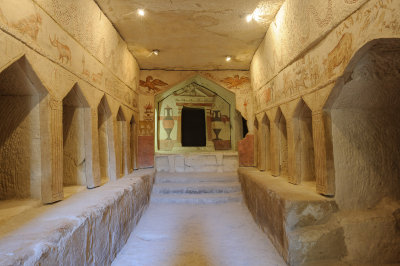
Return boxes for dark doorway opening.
[242,117,248,138]
[182,107,206,147]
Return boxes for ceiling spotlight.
[138,9,145,16]
[246,14,253,23]
[225,56,232,62]
[152,49,160,56]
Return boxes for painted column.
[40,95,63,203]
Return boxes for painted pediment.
[173,82,216,97]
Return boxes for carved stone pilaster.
[86,108,101,187]
[41,95,63,203]
[286,120,298,184]
[312,110,335,195]
[269,121,280,176]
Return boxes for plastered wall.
[137,70,252,168]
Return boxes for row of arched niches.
[253,39,400,211]
[0,56,138,203]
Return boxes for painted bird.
[139,76,168,93]
[220,75,250,89]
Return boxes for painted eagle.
[139,76,168,93]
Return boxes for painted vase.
[162,106,174,140]
[211,110,223,140]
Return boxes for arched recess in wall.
[254,117,259,168]
[116,107,126,178]
[62,84,91,191]
[261,113,271,172]
[324,38,400,210]
[97,95,114,184]
[154,75,237,152]
[292,99,315,184]
[274,107,288,177]
[0,56,49,201]
[129,114,138,171]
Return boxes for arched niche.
[154,75,237,152]
[129,114,138,172]
[292,99,315,184]
[0,56,48,201]
[324,38,400,210]
[116,107,126,178]
[274,107,288,177]
[62,84,91,192]
[254,117,260,169]
[97,95,114,184]
[261,113,271,172]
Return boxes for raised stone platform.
[238,167,341,265]
[155,152,238,173]
[0,170,154,266]
[239,168,400,265]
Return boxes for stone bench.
[238,167,343,265]
[0,170,154,266]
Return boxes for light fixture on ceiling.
[152,49,160,56]
[246,14,253,23]
[138,9,145,16]
[225,56,232,62]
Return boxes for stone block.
[155,156,169,172]
[185,155,217,167]
[238,167,341,265]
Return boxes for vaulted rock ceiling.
[95,0,285,70]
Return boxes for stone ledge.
[238,167,341,265]
[0,169,155,266]
[155,152,238,173]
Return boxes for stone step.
[152,182,241,195]
[155,171,238,184]
[150,192,242,204]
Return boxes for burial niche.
[261,114,271,172]
[0,57,47,200]
[293,99,315,183]
[254,118,260,168]
[116,107,126,177]
[181,107,206,147]
[97,96,113,184]
[325,39,400,210]
[275,108,288,176]
[62,84,91,192]
[129,116,137,171]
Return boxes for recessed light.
[138,9,145,16]
[246,14,253,23]
[152,49,160,56]
[225,56,232,62]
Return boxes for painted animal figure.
[324,33,353,77]
[49,35,71,64]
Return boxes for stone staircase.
[151,172,242,204]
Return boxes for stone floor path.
[112,201,286,266]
